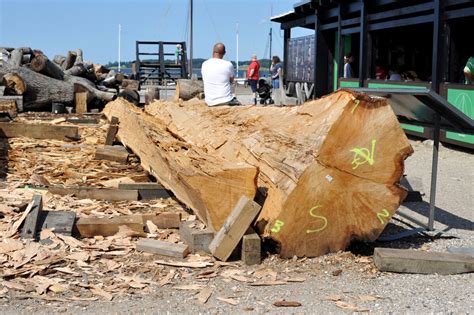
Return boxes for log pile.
[0,47,137,111]
[104,89,414,258]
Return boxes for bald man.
[201,43,241,106]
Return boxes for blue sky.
[0,0,312,65]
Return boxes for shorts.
[248,79,258,93]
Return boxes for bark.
[64,63,87,76]
[64,74,116,102]
[0,62,73,109]
[105,90,414,257]
[53,55,66,67]
[175,79,204,101]
[2,73,26,95]
[74,48,83,65]
[31,54,65,80]
[62,51,77,70]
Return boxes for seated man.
[201,43,241,106]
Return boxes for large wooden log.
[0,62,74,109]
[109,89,413,258]
[174,79,204,101]
[62,51,77,70]
[64,74,115,102]
[103,100,258,230]
[31,54,65,80]
[2,73,26,95]
[64,63,87,76]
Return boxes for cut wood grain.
[373,247,474,275]
[48,186,138,201]
[209,196,262,261]
[141,212,180,229]
[2,73,26,95]
[136,239,189,258]
[105,89,412,257]
[0,122,79,141]
[103,100,258,231]
[104,116,119,145]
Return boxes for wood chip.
[174,284,205,290]
[273,300,302,307]
[335,301,369,312]
[217,297,238,305]
[90,285,113,301]
[159,269,176,286]
[358,294,381,301]
[196,287,213,304]
[154,259,213,268]
[249,280,287,286]
[325,294,342,301]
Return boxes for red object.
[375,66,388,80]
[247,60,260,80]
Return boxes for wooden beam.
[75,215,144,237]
[136,239,189,258]
[94,145,129,163]
[118,182,165,190]
[209,196,262,261]
[373,248,474,275]
[180,220,214,253]
[105,116,119,145]
[74,90,88,114]
[241,227,261,265]
[48,186,138,201]
[0,122,79,141]
[141,212,181,229]
[21,195,43,240]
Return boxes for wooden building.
[272,0,474,148]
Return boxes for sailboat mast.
[236,22,239,78]
[189,0,193,78]
[269,3,273,69]
[118,24,121,73]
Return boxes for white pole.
[236,22,239,78]
[118,24,121,73]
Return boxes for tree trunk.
[31,54,65,80]
[74,48,83,65]
[9,48,25,66]
[175,79,204,101]
[62,51,77,70]
[0,62,74,109]
[105,90,414,258]
[2,73,26,95]
[103,100,258,230]
[64,63,87,76]
[53,55,66,67]
[64,74,116,102]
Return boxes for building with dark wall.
[272,0,474,148]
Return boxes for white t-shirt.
[201,58,234,106]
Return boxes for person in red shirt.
[247,54,260,104]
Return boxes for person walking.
[270,56,282,89]
[247,54,260,104]
[464,55,474,84]
[201,43,241,106]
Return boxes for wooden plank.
[138,189,171,200]
[0,122,79,141]
[209,196,262,261]
[141,212,181,229]
[94,145,129,163]
[74,91,88,114]
[104,116,119,145]
[21,195,43,240]
[179,221,214,253]
[136,239,189,258]
[118,182,165,190]
[38,211,76,236]
[75,215,144,237]
[0,100,17,118]
[447,247,474,258]
[373,247,474,275]
[48,186,138,201]
[66,118,98,124]
[241,227,261,265]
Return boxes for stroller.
[256,77,274,105]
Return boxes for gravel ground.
[0,114,472,314]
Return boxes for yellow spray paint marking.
[350,139,377,170]
[306,205,328,234]
[377,209,390,225]
[271,220,285,233]
[351,99,360,114]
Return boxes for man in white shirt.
[201,43,241,106]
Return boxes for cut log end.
[2,73,26,95]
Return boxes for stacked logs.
[0,47,137,110]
